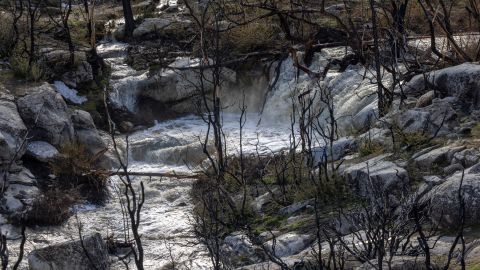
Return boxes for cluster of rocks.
[222,61,480,269]
[39,48,96,90]
[0,83,115,223]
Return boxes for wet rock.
[426,165,480,228]
[413,145,465,169]
[119,121,134,133]
[17,83,74,148]
[25,141,59,162]
[0,91,27,167]
[71,110,106,157]
[28,233,109,270]
[342,154,409,196]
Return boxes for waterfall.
[97,42,148,112]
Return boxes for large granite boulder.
[17,83,74,148]
[264,232,314,258]
[138,57,236,106]
[312,137,356,163]
[413,145,466,170]
[426,164,480,228]
[0,90,27,167]
[221,232,264,267]
[132,17,192,40]
[342,154,409,196]
[391,97,458,136]
[28,233,109,270]
[403,63,480,109]
[38,49,91,83]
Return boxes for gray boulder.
[391,97,457,136]
[413,145,465,170]
[28,233,109,270]
[25,141,59,162]
[71,110,106,157]
[404,63,480,109]
[133,18,171,38]
[39,48,89,79]
[138,57,236,105]
[452,148,480,168]
[351,101,378,132]
[0,167,39,215]
[17,83,74,148]
[427,165,480,228]
[0,91,27,167]
[132,17,192,40]
[61,60,94,88]
[342,154,409,196]
[312,137,356,163]
[356,128,394,149]
[264,232,314,258]
[221,232,264,267]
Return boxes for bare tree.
[104,91,145,270]
[121,0,135,38]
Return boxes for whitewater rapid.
[6,35,382,269]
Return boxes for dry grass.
[51,143,109,204]
[227,20,280,53]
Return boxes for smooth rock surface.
[25,141,59,162]
[17,83,74,148]
[71,110,106,157]
[404,63,480,109]
[342,154,409,196]
[427,165,480,228]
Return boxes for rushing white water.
[97,42,148,112]
[7,36,383,269]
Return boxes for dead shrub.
[21,188,81,226]
[50,143,109,204]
